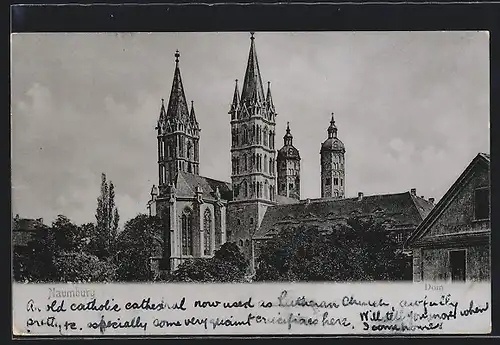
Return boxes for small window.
[474,188,489,220]
[326,178,331,186]
[340,178,343,186]
[237,219,241,226]
[250,218,254,224]
[239,239,244,247]
[334,178,339,186]
[450,250,466,282]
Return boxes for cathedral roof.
[254,191,434,240]
[240,33,266,107]
[321,137,345,152]
[321,113,344,152]
[175,171,233,201]
[278,122,300,159]
[164,50,191,124]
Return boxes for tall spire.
[327,112,338,138]
[166,50,190,122]
[230,79,240,112]
[266,81,275,111]
[158,98,166,123]
[283,121,293,146]
[240,32,265,106]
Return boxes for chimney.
[429,197,435,204]
[358,192,364,201]
[410,188,416,196]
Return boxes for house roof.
[176,172,233,201]
[405,152,490,248]
[254,191,434,239]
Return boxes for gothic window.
[270,185,274,201]
[289,183,294,190]
[281,183,285,191]
[264,154,268,172]
[326,177,331,186]
[239,239,244,247]
[263,127,268,146]
[340,178,343,186]
[265,180,268,198]
[243,155,247,172]
[334,190,339,197]
[269,131,273,149]
[334,178,339,186]
[181,208,193,256]
[203,209,212,256]
[236,159,240,174]
[252,125,256,144]
[242,181,248,198]
[269,158,273,175]
[250,217,254,224]
[187,141,192,159]
[188,163,192,173]
[252,182,256,197]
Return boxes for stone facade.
[406,153,490,282]
[277,123,301,200]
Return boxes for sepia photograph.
[11,31,491,335]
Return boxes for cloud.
[11,32,489,226]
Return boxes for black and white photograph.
[11,30,491,335]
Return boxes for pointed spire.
[327,112,338,138]
[266,81,275,111]
[189,100,198,127]
[284,121,293,146]
[240,32,265,107]
[166,50,190,123]
[230,79,241,113]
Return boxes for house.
[405,153,490,282]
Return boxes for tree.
[255,215,410,282]
[171,242,249,283]
[114,214,165,282]
[53,251,116,283]
[94,173,120,259]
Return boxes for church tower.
[277,122,301,200]
[227,33,277,264]
[156,50,200,192]
[320,113,346,198]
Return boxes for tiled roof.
[276,195,300,205]
[176,172,233,201]
[255,192,433,239]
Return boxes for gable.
[406,153,490,247]
[424,164,490,238]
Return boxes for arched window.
[264,154,268,172]
[181,208,193,256]
[203,209,212,256]
[242,181,248,198]
[187,141,192,159]
[264,180,268,199]
[269,158,273,175]
[239,239,244,247]
[243,154,247,172]
[269,131,273,149]
[263,127,268,146]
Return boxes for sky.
[11,31,490,227]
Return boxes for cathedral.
[147,33,434,274]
